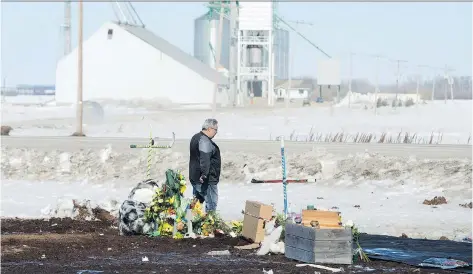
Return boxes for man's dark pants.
[191,181,218,212]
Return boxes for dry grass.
[270,128,463,145]
[71,132,86,137]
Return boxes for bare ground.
[1,218,463,274]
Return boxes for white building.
[274,79,315,100]
[55,22,228,106]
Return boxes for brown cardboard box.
[242,200,273,243]
[301,210,342,228]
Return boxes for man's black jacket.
[189,131,221,184]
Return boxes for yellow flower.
[192,202,204,217]
[231,220,242,227]
[162,222,173,233]
[173,232,184,239]
[167,196,175,204]
[180,185,186,194]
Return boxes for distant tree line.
[299,75,472,100]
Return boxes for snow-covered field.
[1,96,471,240]
[1,145,471,240]
[1,177,471,241]
[1,97,471,144]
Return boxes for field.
[1,96,472,272]
[2,96,472,144]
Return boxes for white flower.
[344,220,354,228]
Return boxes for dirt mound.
[1,218,115,235]
[0,218,460,274]
[1,147,471,193]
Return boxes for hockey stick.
[251,178,316,184]
[278,136,288,219]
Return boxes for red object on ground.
[251,179,316,184]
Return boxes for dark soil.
[0,218,464,274]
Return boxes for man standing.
[189,118,221,212]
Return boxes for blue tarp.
[360,234,472,273]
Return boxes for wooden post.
[74,0,84,136]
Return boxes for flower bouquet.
[144,169,188,238]
[144,169,244,239]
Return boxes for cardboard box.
[301,209,342,228]
[242,200,273,243]
[285,223,353,265]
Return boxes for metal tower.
[62,1,72,57]
[204,1,238,107]
[237,2,275,106]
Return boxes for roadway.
[1,136,471,159]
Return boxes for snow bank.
[1,146,471,198]
[2,178,471,241]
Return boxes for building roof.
[118,23,228,86]
[275,79,314,90]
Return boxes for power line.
[275,14,331,58]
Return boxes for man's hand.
[199,175,207,184]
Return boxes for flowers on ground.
[144,169,243,239]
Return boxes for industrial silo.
[274,28,289,80]
[194,12,230,70]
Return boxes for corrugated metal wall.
[274,28,289,80]
[194,13,230,70]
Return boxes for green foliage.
[143,169,242,238]
[144,169,187,238]
[352,225,370,263]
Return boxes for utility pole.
[64,1,72,56]
[229,1,237,107]
[1,77,6,103]
[418,64,442,102]
[416,73,420,108]
[446,66,454,102]
[394,59,407,108]
[212,3,225,118]
[285,38,292,125]
[431,76,436,101]
[348,52,353,108]
[443,65,449,104]
[374,55,380,115]
[74,0,84,136]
